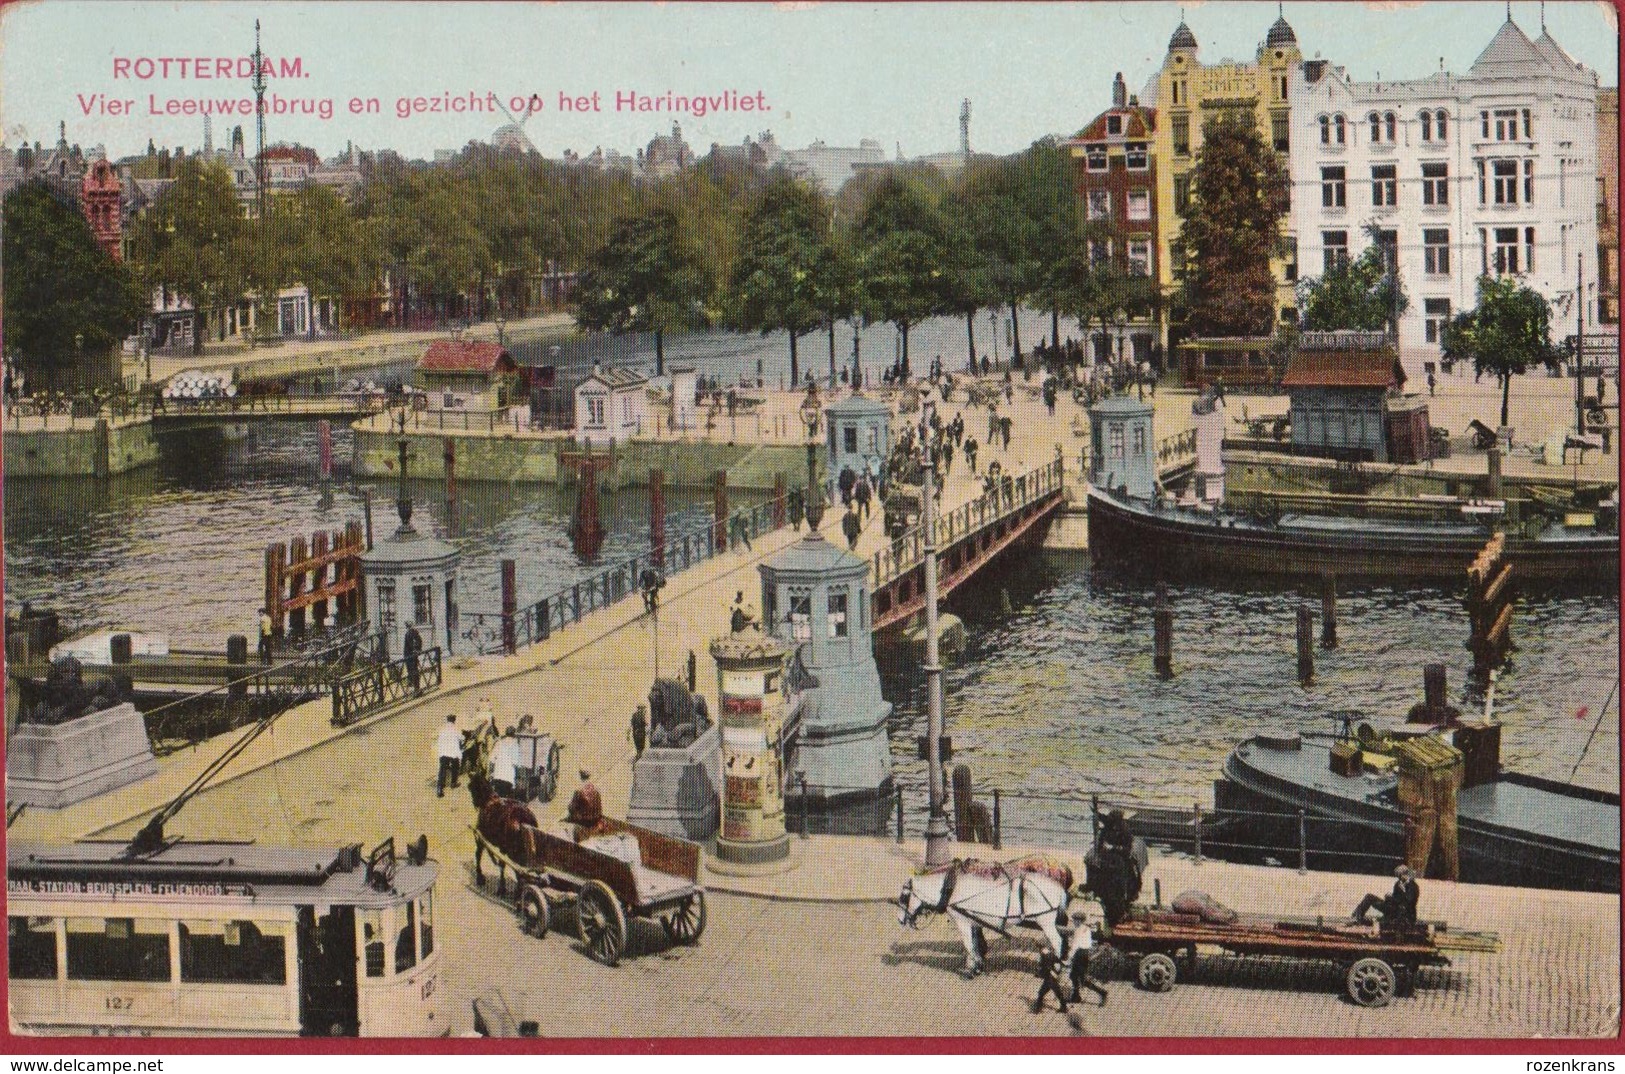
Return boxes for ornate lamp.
[799,384,824,530]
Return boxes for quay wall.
[351,425,817,491]
[4,418,159,479]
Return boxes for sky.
[0,1,1616,163]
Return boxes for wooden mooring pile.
[263,522,366,643]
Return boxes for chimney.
[1112,72,1127,108]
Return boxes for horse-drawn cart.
[1104,906,1498,1007]
[472,816,706,967]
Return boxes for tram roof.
[8,840,437,906]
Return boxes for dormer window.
[1107,114,1123,136]
[1125,143,1148,170]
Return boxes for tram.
[7,835,443,1037]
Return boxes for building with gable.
[574,364,650,445]
[1290,13,1602,366]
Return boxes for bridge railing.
[331,646,443,727]
[1157,428,1199,470]
[461,492,789,656]
[871,458,1064,590]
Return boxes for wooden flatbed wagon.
[1104,907,1498,1007]
[471,818,706,967]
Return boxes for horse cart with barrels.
[471,803,706,967]
[1104,902,1499,1007]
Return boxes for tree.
[852,173,952,377]
[574,206,711,376]
[942,187,996,372]
[128,158,251,348]
[1297,240,1408,334]
[726,176,837,386]
[1176,112,1289,337]
[1442,275,1554,428]
[3,180,143,389]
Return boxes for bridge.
[869,459,1067,633]
[147,393,393,431]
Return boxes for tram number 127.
[104,996,135,1012]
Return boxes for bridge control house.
[1280,331,1431,464]
[414,340,520,412]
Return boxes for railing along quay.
[461,493,789,655]
[331,647,444,726]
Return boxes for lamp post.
[989,310,999,370]
[918,415,951,867]
[799,384,825,529]
[392,407,415,533]
[496,314,507,348]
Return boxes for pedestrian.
[855,475,872,520]
[1032,909,1108,1013]
[1000,415,1013,451]
[965,438,979,473]
[1427,370,1436,397]
[1352,864,1421,928]
[788,485,805,531]
[730,510,753,551]
[1599,376,1608,407]
[434,715,461,798]
[730,591,754,633]
[490,726,519,799]
[687,649,698,692]
[630,704,648,759]
[987,404,999,443]
[842,505,862,550]
[839,465,857,507]
[942,440,954,476]
[403,623,424,692]
[258,607,274,664]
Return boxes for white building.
[1291,15,1601,369]
[574,365,650,446]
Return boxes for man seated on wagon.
[1352,864,1420,929]
[564,769,611,843]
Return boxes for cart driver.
[1352,864,1420,928]
[564,769,610,842]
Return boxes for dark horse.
[469,774,541,892]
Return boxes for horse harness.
[905,860,1062,939]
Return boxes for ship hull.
[1086,487,1619,585]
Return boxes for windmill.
[493,93,544,153]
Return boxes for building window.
[1374,230,1398,273]
[1521,108,1532,139]
[65,918,170,983]
[1107,114,1123,136]
[1087,190,1110,221]
[412,583,432,627]
[1322,230,1349,272]
[1524,226,1536,273]
[1127,239,1151,277]
[1321,166,1346,208]
[587,396,605,426]
[8,917,57,980]
[1131,424,1146,457]
[418,891,434,960]
[1108,422,1124,460]
[1088,239,1111,267]
[1271,112,1290,152]
[1319,115,1331,145]
[1423,229,1450,276]
[1278,75,1289,100]
[1435,109,1447,140]
[1334,114,1346,144]
[1371,164,1397,207]
[1523,158,1534,204]
[1368,112,1382,143]
[376,579,396,638]
[1424,298,1452,344]
[827,591,848,638]
[1173,175,1191,214]
[1419,110,1433,141]
[1492,160,1518,205]
[1493,227,1520,275]
[789,591,812,642]
[1493,109,1519,140]
[1172,115,1190,156]
[1085,146,1107,171]
[1170,240,1188,280]
[1127,190,1151,221]
[1125,143,1149,169]
[1386,112,1396,142]
[843,426,858,454]
[1422,161,1448,206]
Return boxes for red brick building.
[1065,73,1163,366]
[80,158,122,262]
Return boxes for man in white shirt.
[435,715,462,798]
[490,727,520,800]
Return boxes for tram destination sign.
[8,877,254,898]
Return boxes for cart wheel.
[1347,957,1396,1008]
[577,880,628,967]
[1137,952,1177,993]
[519,885,550,939]
[661,891,707,945]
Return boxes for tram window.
[65,917,170,983]
[395,901,418,973]
[418,891,434,960]
[179,919,287,985]
[359,909,386,978]
[9,917,58,980]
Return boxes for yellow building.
[1150,16,1302,335]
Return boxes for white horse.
[896,856,1073,978]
